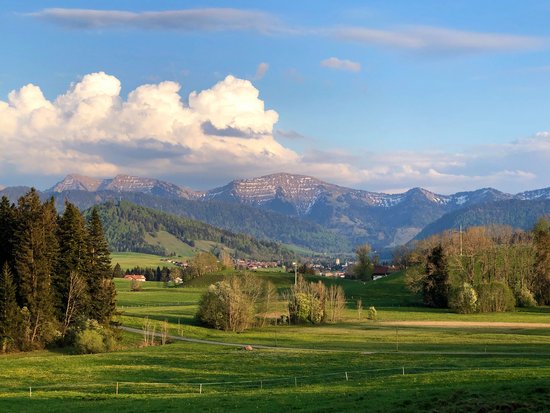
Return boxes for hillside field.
[0,270,549,412]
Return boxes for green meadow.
[110,252,178,270]
[1,258,549,412]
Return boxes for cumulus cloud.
[31,8,283,34]
[1,72,549,194]
[332,26,544,54]
[320,57,361,72]
[0,72,297,184]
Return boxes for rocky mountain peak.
[206,172,341,215]
[49,174,103,193]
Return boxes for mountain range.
[3,172,550,254]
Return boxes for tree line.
[404,222,550,313]
[0,190,116,352]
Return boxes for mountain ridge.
[4,172,550,252]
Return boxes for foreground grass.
[0,341,548,412]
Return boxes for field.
[1,263,549,412]
[110,252,177,270]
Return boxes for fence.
[8,365,537,397]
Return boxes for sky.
[1,1,550,194]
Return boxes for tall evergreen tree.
[14,191,59,349]
[423,245,450,308]
[0,262,21,352]
[55,202,90,334]
[87,208,115,324]
[0,196,16,271]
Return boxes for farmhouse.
[372,265,397,281]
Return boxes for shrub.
[367,306,377,320]
[477,282,515,312]
[130,279,142,292]
[74,320,115,354]
[75,329,105,354]
[449,282,478,314]
[516,286,537,308]
[197,275,264,332]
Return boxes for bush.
[130,279,142,292]
[197,275,265,332]
[516,286,537,308]
[367,306,377,320]
[477,282,515,312]
[74,320,115,354]
[449,282,478,314]
[75,329,105,354]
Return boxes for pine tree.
[87,208,115,324]
[0,196,16,271]
[0,262,21,352]
[14,191,59,349]
[55,202,90,335]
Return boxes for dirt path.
[379,321,550,329]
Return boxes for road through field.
[119,324,550,356]
[378,321,550,329]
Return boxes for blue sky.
[1,1,550,194]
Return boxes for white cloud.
[333,26,544,54]
[0,72,297,182]
[31,8,283,34]
[320,57,361,72]
[1,72,549,194]
[254,62,269,80]
[30,8,545,56]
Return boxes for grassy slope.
[1,271,549,412]
[110,252,177,270]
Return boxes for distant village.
[122,256,398,283]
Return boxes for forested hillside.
[416,199,550,240]
[90,201,295,261]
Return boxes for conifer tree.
[14,191,59,349]
[422,245,450,308]
[87,208,115,323]
[0,196,16,271]
[113,263,123,278]
[55,202,90,334]
[0,262,20,352]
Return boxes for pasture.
[1,264,549,412]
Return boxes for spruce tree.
[0,196,16,271]
[87,208,115,324]
[423,245,450,308]
[0,262,20,352]
[14,191,59,349]
[55,202,90,334]
[113,263,123,278]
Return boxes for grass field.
[110,252,178,270]
[1,269,549,412]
